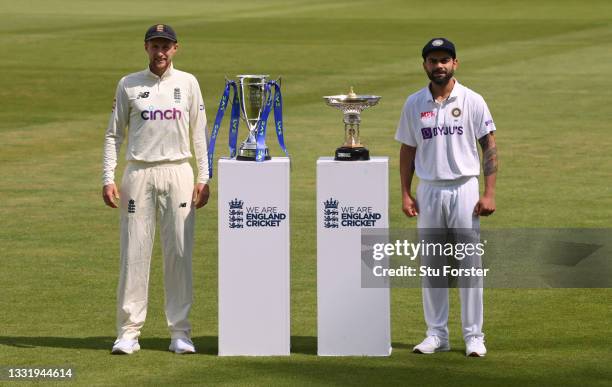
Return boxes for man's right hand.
[102,184,120,208]
[402,193,419,217]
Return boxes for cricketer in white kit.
[395,38,498,357]
[102,24,210,355]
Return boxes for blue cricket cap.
[422,38,456,59]
[144,24,178,42]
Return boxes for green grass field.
[1,0,611,385]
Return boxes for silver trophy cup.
[237,74,271,160]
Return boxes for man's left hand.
[192,183,210,209]
[474,195,495,216]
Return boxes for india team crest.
[451,107,461,118]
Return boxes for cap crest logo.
[156,24,164,32]
[432,39,444,46]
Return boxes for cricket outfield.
[1,0,611,385]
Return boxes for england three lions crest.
[322,197,381,228]
[228,198,287,229]
[229,198,244,228]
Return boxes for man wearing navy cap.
[102,24,210,355]
[395,38,498,357]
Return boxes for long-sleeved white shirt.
[103,63,209,185]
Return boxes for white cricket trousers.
[416,176,484,341]
[117,160,195,341]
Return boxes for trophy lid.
[237,74,269,78]
[237,74,270,84]
[323,86,381,104]
[324,87,381,111]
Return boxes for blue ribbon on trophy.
[207,80,240,178]
[208,75,290,176]
[255,80,289,162]
[273,82,288,159]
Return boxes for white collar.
[146,62,174,80]
[426,79,462,102]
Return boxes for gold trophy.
[323,87,381,161]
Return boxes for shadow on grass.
[0,336,217,355]
[290,336,317,355]
[0,336,319,355]
[391,342,413,350]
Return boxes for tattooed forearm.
[479,134,498,176]
[483,147,498,176]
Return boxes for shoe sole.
[170,349,196,354]
[111,346,140,355]
[413,346,451,354]
[169,346,196,354]
[111,343,140,355]
[467,352,486,357]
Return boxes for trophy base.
[335,146,370,161]
[236,147,271,161]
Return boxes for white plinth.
[317,157,391,356]
[218,157,290,356]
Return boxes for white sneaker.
[111,339,140,355]
[465,336,487,357]
[169,338,196,354]
[413,335,450,354]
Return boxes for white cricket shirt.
[103,63,209,185]
[395,80,496,181]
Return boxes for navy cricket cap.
[422,38,456,59]
[144,24,177,42]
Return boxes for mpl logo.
[228,198,287,228]
[420,111,436,119]
[322,198,382,228]
[140,106,183,121]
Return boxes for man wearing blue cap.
[395,38,498,357]
[102,24,210,355]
